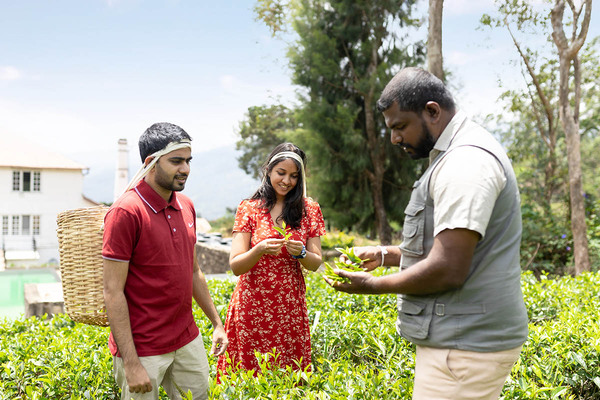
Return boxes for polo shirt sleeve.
[429,146,506,239]
[102,206,139,262]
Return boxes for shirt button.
[173,228,176,232]
[168,215,171,219]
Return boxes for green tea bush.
[585,196,600,271]
[2,271,600,399]
[320,230,356,250]
[508,272,600,399]
[520,203,573,276]
[0,315,116,399]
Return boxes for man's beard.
[402,120,436,160]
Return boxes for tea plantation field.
[1,270,599,399]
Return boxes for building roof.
[0,137,87,170]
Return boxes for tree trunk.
[365,99,392,244]
[365,44,392,245]
[427,0,444,81]
[557,57,590,273]
[551,0,592,273]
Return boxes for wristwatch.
[292,245,307,259]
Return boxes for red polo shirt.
[102,179,199,357]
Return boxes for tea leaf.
[273,221,292,240]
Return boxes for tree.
[481,0,597,274]
[427,0,444,81]
[253,0,425,243]
[236,104,297,180]
[551,0,592,273]
[481,4,564,217]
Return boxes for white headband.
[267,151,307,197]
[122,140,192,195]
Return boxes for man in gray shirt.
[327,67,528,400]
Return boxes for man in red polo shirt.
[103,122,228,400]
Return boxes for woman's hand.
[284,239,305,257]
[258,238,285,256]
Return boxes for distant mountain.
[185,146,260,220]
[74,145,259,221]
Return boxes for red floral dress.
[217,197,326,374]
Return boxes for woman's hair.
[250,142,306,229]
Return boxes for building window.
[33,171,41,191]
[23,172,31,191]
[12,170,41,192]
[11,216,20,235]
[12,171,20,191]
[22,215,31,235]
[2,215,40,236]
[33,215,40,235]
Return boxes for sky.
[1,0,598,209]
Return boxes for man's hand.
[124,361,152,394]
[339,246,380,271]
[210,325,229,357]
[323,268,378,294]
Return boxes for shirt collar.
[429,110,467,164]
[134,179,182,213]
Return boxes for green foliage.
[254,0,289,37]
[320,230,355,250]
[287,0,425,238]
[247,0,426,241]
[481,1,600,275]
[512,272,600,399]
[3,273,600,398]
[585,195,600,271]
[520,202,573,275]
[208,208,236,238]
[0,315,117,399]
[235,104,297,180]
[273,221,292,240]
[322,247,366,283]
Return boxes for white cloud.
[0,66,22,81]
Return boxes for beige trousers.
[113,336,209,400]
[412,345,522,400]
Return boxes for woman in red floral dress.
[217,143,325,375]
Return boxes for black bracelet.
[292,244,307,259]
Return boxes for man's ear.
[144,156,155,167]
[424,101,441,122]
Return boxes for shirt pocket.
[399,202,426,257]
[397,297,433,340]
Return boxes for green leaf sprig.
[273,221,292,240]
[323,247,368,284]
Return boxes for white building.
[0,138,99,268]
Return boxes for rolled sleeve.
[430,146,506,239]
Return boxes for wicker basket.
[56,206,109,326]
